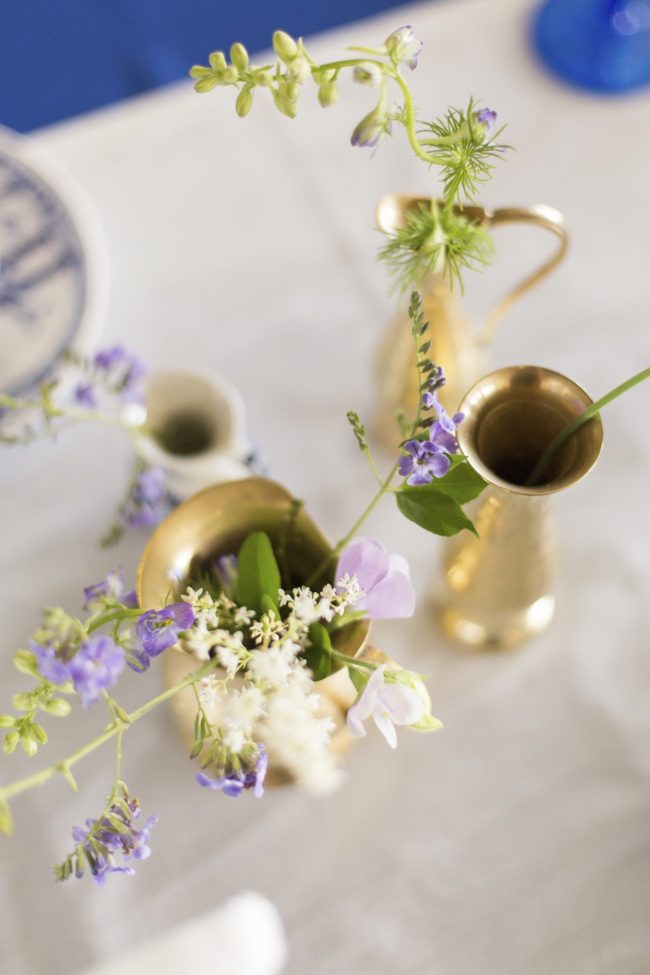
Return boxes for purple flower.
[384,26,422,70]
[67,636,125,708]
[121,467,169,529]
[31,640,71,685]
[83,569,137,611]
[196,746,267,798]
[136,603,195,662]
[65,794,157,886]
[474,107,497,135]
[398,438,451,484]
[213,554,238,597]
[351,104,391,149]
[336,537,415,619]
[72,382,97,409]
[347,666,424,748]
[93,345,147,403]
[94,346,128,370]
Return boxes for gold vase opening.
[436,366,603,650]
[137,478,373,786]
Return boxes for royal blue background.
[0,0,414,132]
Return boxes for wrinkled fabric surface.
[1,1,649,973]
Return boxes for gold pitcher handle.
[477,204,569,345]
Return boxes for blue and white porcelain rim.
[0,124,110,399]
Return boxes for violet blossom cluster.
[55,786,157,886]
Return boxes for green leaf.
[396,486,478,537]
[348,665,369,695]
[260,594,278,619]
[236,532,281,617]
[305,623,333,681]
[410,713,444,733]
[434,460,486,504]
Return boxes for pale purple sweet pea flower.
[474,107,497,135]
[67,635,125,708]
[384,26,423,70]
[136,602,195,661]
[336,537,415,619]
[347,666,424,748]
[196,746,267,798]
[399,438,451,484]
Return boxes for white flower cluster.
[177,579,361,793]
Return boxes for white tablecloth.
[1,1,650,972]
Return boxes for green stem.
[0,659,217,803]
[390,70,438,166]
[525,367,650,487]
[87,608,141,635]
[332,650,378,671]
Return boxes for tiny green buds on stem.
[14,650,39,678]
[273,30,299,63]
[318,81,338,108]
[230,43,249,72]
[209,51,227,71]
[353,62,383,87]
[236,86,254,118]
[3,731,20,754]
[0,715,16,728]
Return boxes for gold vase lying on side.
[435,366,603,650]
[374,197,569,449]
[137,478,385,785]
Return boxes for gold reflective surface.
[436,366,603,650]
[137,478,376,784]
[374,196,568,448]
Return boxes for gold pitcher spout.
[436,366,603,650]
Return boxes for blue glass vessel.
[533,0,650,93]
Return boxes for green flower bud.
[29,723,48,745]
[235,86,254,118]
[272,83,298,118]
[22,737,38,757]
[230,43,249,72]
[0,715,16,728]
[223,66,239,84]
[3,731,20,754]
[273,30,298,63]
[13,650,39,677]
[42,698,72,717]
[12,692,32,712]
[209,50,227,71]
[287,55,310,84]
[194,75,219,93]
[254,67,273,87]
[189,65,212,79]
[318,81,339,108]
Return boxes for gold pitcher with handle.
[374,196,569,448]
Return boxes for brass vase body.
[137,478,375,784]
[436,366,603,650]
[375,197,569,448]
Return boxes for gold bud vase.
[436,366,603,650]
[137,478,382,785]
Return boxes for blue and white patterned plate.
[0,126,108,398]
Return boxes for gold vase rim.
[136,476,371,658]
[456,365,604,497]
